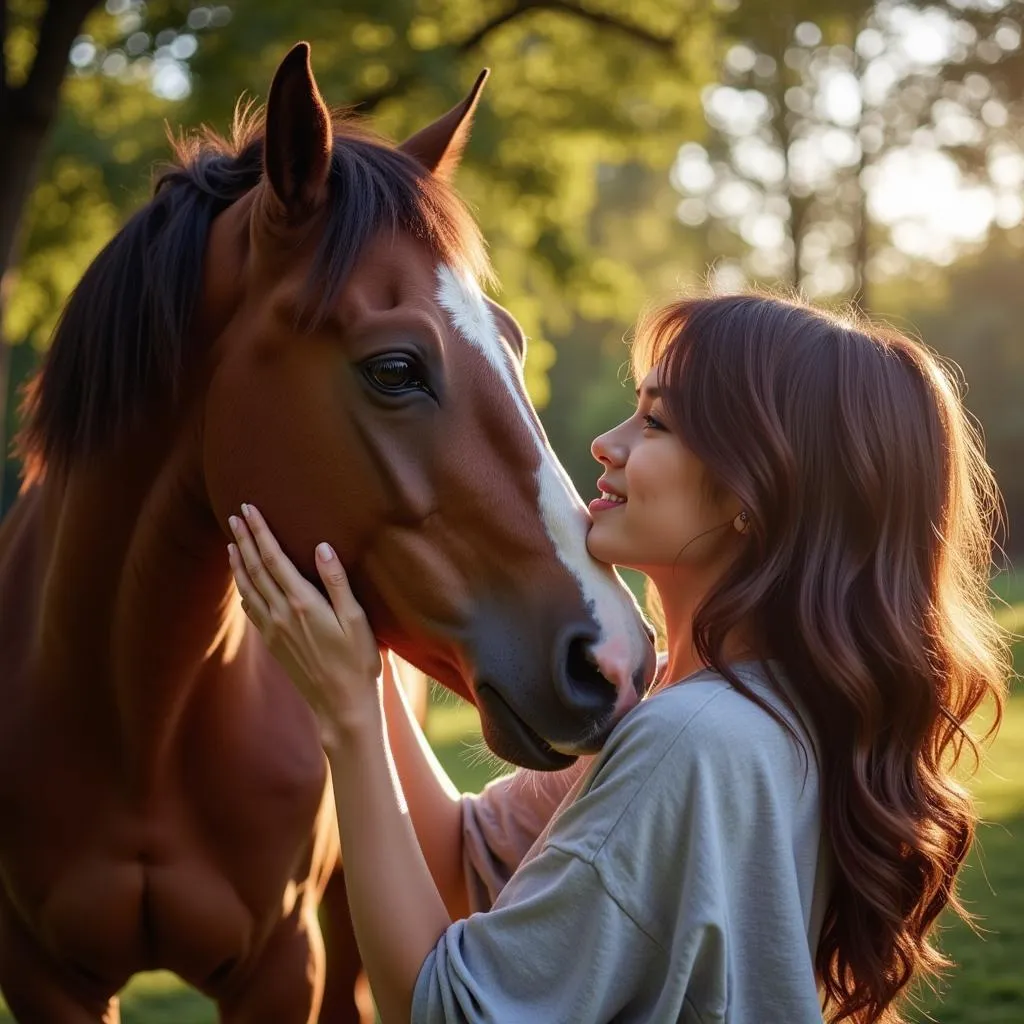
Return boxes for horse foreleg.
[218,902,325,1024]
[0,908,120,1023]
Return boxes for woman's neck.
[649,569,758,691]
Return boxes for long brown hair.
[633,293,1010,1023]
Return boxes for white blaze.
[436,264,649,681]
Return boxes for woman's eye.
[363,355,434,397]
[643,413,667,431]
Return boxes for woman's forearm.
[381,660,470,920]
[327,707,451,1024]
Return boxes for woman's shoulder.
[547,662,820,919]
[587,659,819,807]
[629,658,802,739]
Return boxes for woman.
[227,293,1009,1023]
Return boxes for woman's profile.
[228,291,1010,1023]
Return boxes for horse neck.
[37,407,250,776]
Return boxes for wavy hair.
[633,293,1010,1023]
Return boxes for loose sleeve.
[460,759,591,912]
[413,680,825,1024]
[411,693,718,1024]
[413,845,663,1024]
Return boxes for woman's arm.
[227,506,450,1022]
[380,657,469,920]
[325,697,452,1024]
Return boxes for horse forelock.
[18,101,492,483]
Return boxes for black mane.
[19,106,489,477]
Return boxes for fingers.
[314,542,364,625]
[239,504,310,598]
[227,541,270,625]
[227,504,359,636]
[228,510,284,612]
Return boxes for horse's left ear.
[264,42,333,217]
[399,70,489,181]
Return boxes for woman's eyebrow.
[634,385,661,400]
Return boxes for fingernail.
[228,516,239,533]
[241,503,252,519]
[317,542,335,562]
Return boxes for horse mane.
[17,103,491,482]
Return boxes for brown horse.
[0,43,654,1024]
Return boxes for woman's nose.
[591,425,628,466]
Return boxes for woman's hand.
[227,503,382,742]
[230,507,452,1021]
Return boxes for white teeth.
[600,491,626,504]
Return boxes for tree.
[2,0,101,510]
[0,0,228,509]
[901,233,1024,550]
[668,0,1024,309]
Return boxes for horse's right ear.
[399,70,489,181]
[263,42,333,218]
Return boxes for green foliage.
[5,157,120,349]
[4,0,716,412]
[897,233,1024,542]
[5,0,45,86]
[2,1,211,350]
[665,0,1024,305]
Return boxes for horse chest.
[0,664,334,988]
[5,854,259,990]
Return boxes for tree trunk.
[852,167,870,312]
[0,333,9,514]
[790,194,809,290]
[850,21,871,314]
[766,19,806,292]
[0,0,103,516]
[0,111,57,514]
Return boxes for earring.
[734,510,750,534]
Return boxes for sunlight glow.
[671,0,1024,289]
[867,148,1002,260]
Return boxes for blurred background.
[0,0,1021,1021]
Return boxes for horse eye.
[363,355,432,396]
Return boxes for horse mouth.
[475,684,578,772]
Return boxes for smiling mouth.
[588,494,627,513]
[475,685,578,771]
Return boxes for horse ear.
[399,70,489,181]
[264,42,333,216]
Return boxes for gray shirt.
[412,663,833,1023]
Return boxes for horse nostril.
[557,631,618,718]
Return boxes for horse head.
[132,45,662,769]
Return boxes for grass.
[1,594,1021,1022]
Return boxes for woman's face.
[587,366,743,573]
